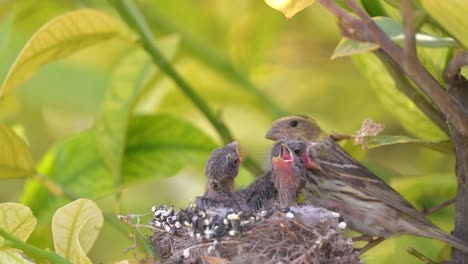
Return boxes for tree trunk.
[452,130,468,263]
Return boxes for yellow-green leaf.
[0,249,33,264]
[0,126,35,179]
[265,0,316,20]
[0,9,131,97]
[95,35,179,189]
[0,203,37,245]
[421,0,468,48]
[52,199,103,264]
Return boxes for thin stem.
[421,197,456,216]
[407,246,439,264]
[109,0,263,175]
[0,227,72,264]
[138,2,286,118]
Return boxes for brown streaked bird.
[195,141,242,210]
[271,143,306,207]
[265,115,468,253]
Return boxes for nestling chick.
[271,143,306,207]
[195,141,242,209]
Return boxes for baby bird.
[242,140,307,209]
[271,143,306,207]
[195,141,242,210]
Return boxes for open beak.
[272,143,294,165]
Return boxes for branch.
[0,227,72,264]
[407,246,439,264]
[375,51,449,135]
[318,0,468,136]
[421,197,456,216]
[443,51,468,90]
[109,0,263,175]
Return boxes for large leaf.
[264,0,316,20]
[95,36,179,191]
[0,249,32,264]
[421,0,468,48]
[52,199,103,264]
[332,17,458,59]
[366,135,452,154]
[0,9,131,97]
[0,126,35,179]
[22,114,217,203]
[352,53,446,139]
[0,203,36,244]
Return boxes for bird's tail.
[424,228,468,254]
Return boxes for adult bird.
[265,115,468,253]
[195,141,243,210]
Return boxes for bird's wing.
[313,138,432,225]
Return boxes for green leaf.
[0,126,35,179]
[0,249,33,264]
[95,35,179,191]
[0,9,132,97]
[22,114,216,202]
[421,0,468,48]
[52,199,103,264]
[366,135,452,154]
[332,17,458,59]
[122,115,217,182]
[0,203,36,245]
[352,53,446,139]
[264,0,316,19]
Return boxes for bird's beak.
[265,125,281,140]
[304,143,321,170]
[228,141,242,164]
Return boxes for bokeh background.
[0,0,456,263]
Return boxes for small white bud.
[223,219,229,225]
[228,230,238,236]
[240,220,250,226]
[286,212,295,219]
[208,245,217,254]
[184,221,191,227]
[183,249,190,259]
[338,222,347,230]
[203,219,210,225]
[155,221,162,227]
[331,212,340,218]
[261,210,268,216]
[227,213,240,221]
[151,206,158,213]
[175,222,182,228]
[164,225,171,232]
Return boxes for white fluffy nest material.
[150,205,362,264]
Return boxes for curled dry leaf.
[354,119,385,149]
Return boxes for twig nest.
[150,204,362,264]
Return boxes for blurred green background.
[0,0,457,263]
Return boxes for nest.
[149,205,362,264]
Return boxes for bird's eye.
[293,149,300,155]
[290,120,298,127]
